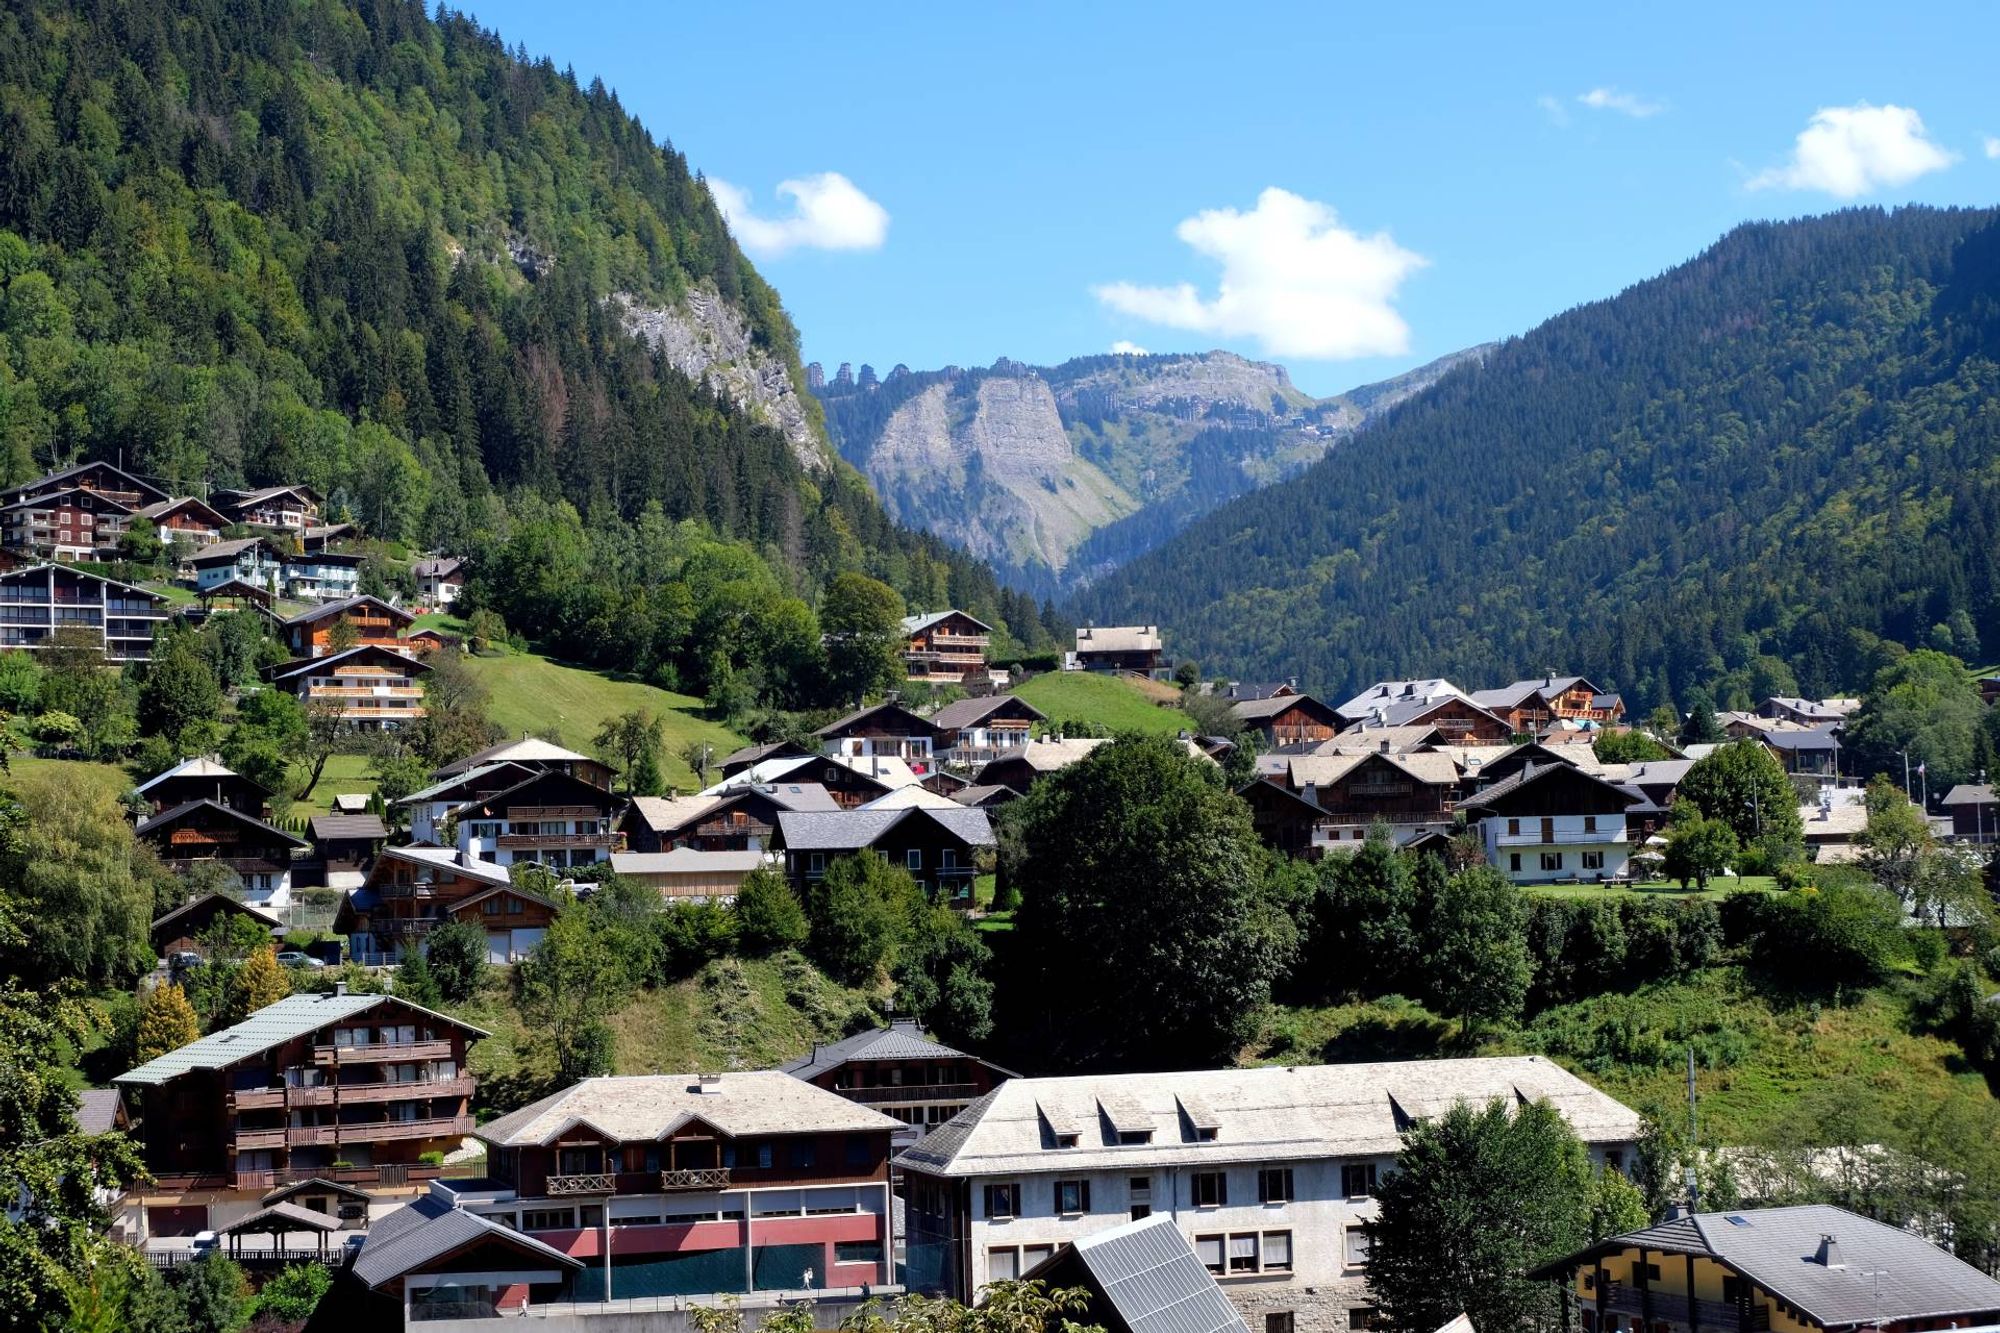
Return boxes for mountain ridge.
[813,346,1487,595]
[1074,205,2000,710]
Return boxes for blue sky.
[468,0,2000,395]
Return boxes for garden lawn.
[1525,876,1780,902]
[460,647,743,790]
[1013,671,1189,736]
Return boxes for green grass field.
[1525,876,1780,902]
[460,647,743,791]
[8,753,133,800]
[291,753,379,816]
[1013,671,1189,736]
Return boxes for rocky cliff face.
[611,287,827,470]
[816,346,1487,592]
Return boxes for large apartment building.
[112,988,487,1241]
[351,1072,902,1319]
[897,1057,1642,1333]
[901,610,993,683]
[270,644,430,729]
[0,563,171,661]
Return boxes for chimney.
[696,1073,723,1094]
[1379,738,1391,753]
[1814,1235,1843,1268]
[334,980,348,997]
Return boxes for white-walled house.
[1458,761,1640,884]
[897,1058,1641,1333]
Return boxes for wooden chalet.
[278,594,416,658]
[1469,675,1625,731]
[150,893,283,959]
[0,483,136,559]
[774,807,996,903]
[214,484,322,532]
[1338,690,1513,743]
[1073,624,1163,673]
[413,556,465,608]
[1459,761,1638,884]
[450,768,625,870]
[815,702,943,765]
[931,694,1046,766]
[114,990,485,1211]
[338,844,555,965]
[434,738,615,789]
[900,609,992,683]
[309,813,390,882]
[135,495,229,549]
[716,738,817,780]
[271,643,429,730]
[621,783,837,854]
[1227,692,1342,746]
[1237,777,1330,859]
[190,535,289,596]
[136,756,271,817]
[1277,749,1463,849]
[781,1017,1015,1145]
[135,799,308,904]
[0,460,167,510]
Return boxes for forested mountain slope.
[0,0,1055,694]
[1078,207,2000,709]
[815,346,1484,596]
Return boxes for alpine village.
[4,5,2000,1333]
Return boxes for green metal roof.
[113,991,489,1087]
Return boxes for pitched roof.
[897,1056,1641,1177]
[901,608,992,635]
[1025,1214,1250,1333]
[272,643,429,680]
[262,1177,374,1206]
[115,992,488,1087]
[1075,625,1162,654]
[309,813,389,841]
[609,849,766,876]
[1283,750,1461,791]
[1758,726,1842,752]
[135,755,257,795]
[188,535,283,565]
[477,1071,901,1147]
[3,460,167,504]
[626,784,839,833]
[1227,693,1336,723]
[436,737,595,775]
[448,767,622,819]
[1942,784,1997,806]
[1,483,138,515]
[372,843,510,888]
[220,483,321,507]
[930,694,1047,731]
[279,594,414,626]
[1320,725,1448,755]
[814,701,941,738]
[1459,760,1640,812]
[75,1088,124,1135]
[1333,679,1463,720]
[780,1019,1013,1081]
[398,762,539,805]
[353,1190,580,1289]
[775,806,996,852]
[150,892,283,939]
[135,798,308,848]
[979,736,1111,777]
[135,495,228,525]
[0,562,167,601]
[1533,1206,2000,1325]
[218,1200,342,1235]
[952,784,1022,807]
[412,557,464,579]
[859,785,964,811]
[719,739,812,768]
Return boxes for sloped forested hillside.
[0,0,1058,697]
[1078,206,2000,709]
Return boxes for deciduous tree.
[134,982,200,1063]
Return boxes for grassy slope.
[460,647,742,791]
[1255,969,1991,1144]
[453,953,880,1113]
[8,754,132,800]
[1013,671,1189,736]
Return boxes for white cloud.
[1536,94,1571,127]
[1109,340,1150,355]
[1747,103,1957,197]
[708,172,889,257]
[1093,188,1427,361]
[1578,86,1664,118]
[1985,136,2000,160]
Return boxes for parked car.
[275,950,325,969]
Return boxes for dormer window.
[1195,1127,1219,1141]
[1117,1130,1152,1145]
[1053,1132,1079,1149]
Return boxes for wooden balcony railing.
[836,1083,982,1104]
[233,1075,473,1110]
[545,1173,615,1196]
[661,1167,732,1190]
[497,831,619,850]
[314,1038,454,1064]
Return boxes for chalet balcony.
[509,804,605,820]
[230,1075,474,1111]
[1598,1283,1767,1332]
[498,831,621,850]
[545,1173,616,1196]
[1493,829,1629,847]
[308,685,425,699]
[314,1038,455,1064]
[280,1113,475,1146]
[836,1083,981,1105]
[661,1167,733,1190]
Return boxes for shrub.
[418,1150,447,1168]
[734,869,810,954]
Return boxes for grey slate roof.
[353,1191,580,1288]
[1026,1214,1250,1333]
[1334,678,1464,720]
[1759,725,1841,752]
[279,594,412,626]
[1942,783,1997,806]
[114,991,489,1087]
[271,644,428,680]
[931,694,1047,731]
[136,798,308,848]
[775,806,995,852]
[1536,1205,2000,1326]
[75,1088,123,1135]
[309,813,389,841]
[901,609,992,635]
[1227,693,1333,723]
[398,761,538,805]
[779,1020,1016,1081]
[477,1071,900,1146]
